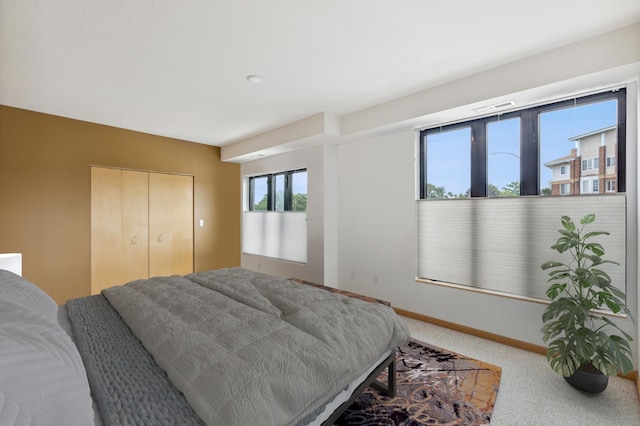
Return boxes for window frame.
[419,89,626,199]
[248,168,307,212]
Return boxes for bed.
[0,267,409,426]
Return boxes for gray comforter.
[102,268,409,426]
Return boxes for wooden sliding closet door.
[121,170,149,282]
[91,167,148,294]
[92,167,194,293]
[148,173,194,277]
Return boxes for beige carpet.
[403,316,640,426]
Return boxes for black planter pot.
[564,364,609,393]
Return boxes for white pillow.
[0,299,95,426]
[0,270,58,322]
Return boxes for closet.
[91,166,193,294]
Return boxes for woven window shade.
[243,212,307,263]
[417,194,626,300]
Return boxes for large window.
[420,89,626,198]
[417,89,627,301]
[244,169,308,263]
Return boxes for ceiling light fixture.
[246,75,262,84]
[473,100,516,114]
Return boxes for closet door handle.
[158,234,163,243]
[131,235,137,245]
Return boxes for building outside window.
[545,126,617,195]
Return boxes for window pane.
[425,127,471,198]
[487,117,521,197]
[291,170,307,211]
[540,99,617,196]
[274,174,285,211]
[252,176,268,210]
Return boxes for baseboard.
[394,307,548,355]
[394,306,639,385]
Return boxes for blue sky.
[426,99,617,195]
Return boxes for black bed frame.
[321,350,397,425]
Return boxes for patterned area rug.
[335,338,502,425]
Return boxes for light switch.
[199,219,204,227]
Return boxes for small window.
[607,156,616,167]
[607,180,616,192]
[560,165,568,175]
[582,158,600,171]
[560,183,570,195]
[581,177,599,194]
[423,126,471,198]
[291,170,308,211]
[274,174,286,211]
[251,176,269,211]
[487,117,521,197]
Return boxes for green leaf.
[546,338,581,376]
[591,333,634,375]
[580,213,596,225]
[541,261,564,271]
[604,298,621,313]
[584,242,605,256]
[608,286,627,301]
[607,335,634,375]
[583,231,609,240]
[601,317,634,341]
[561,216,576,231]
[545,283,566,300]
[572,328,597,360]
[542,321,565,342]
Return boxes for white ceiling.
[2,0,640,149]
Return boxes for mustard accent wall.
[0,105,240,304]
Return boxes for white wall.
[240,144,338,286]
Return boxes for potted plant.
[541,213,634,393]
